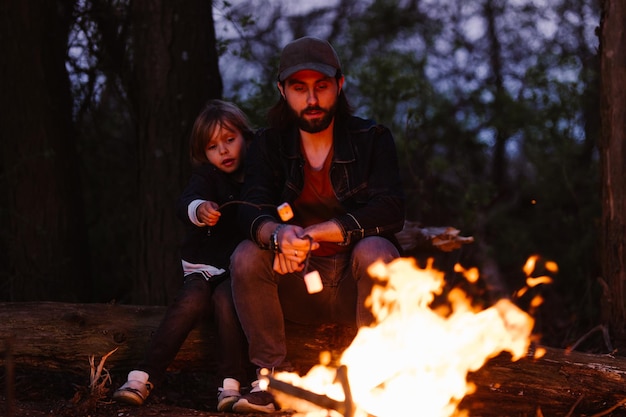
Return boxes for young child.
[113,100,254,412]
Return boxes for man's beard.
[292,102,337,133]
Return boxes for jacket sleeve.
[237,130,283,246]
[176,165,218,227]
[333,125,406,245]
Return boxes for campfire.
[261,256,555,417]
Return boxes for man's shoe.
[217,378,242,412]
[232,380,277,414]
[112,370,153,406]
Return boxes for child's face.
[205,125,246,174]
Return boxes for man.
[230,36,405,414]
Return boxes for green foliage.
[224,77,278,128]
[62,0,603,347]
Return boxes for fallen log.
[0,301,355,376]
[2,302,626,416]
[463,346,626,416]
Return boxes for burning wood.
[395,222,474,253]
[268,257,547,417]
[262,365,353,417]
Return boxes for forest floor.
[7,351,626,417]
[1,368,295,417]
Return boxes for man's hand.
[272,225,320,274]
[273,253,303,274]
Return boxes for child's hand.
[196,201,221,226]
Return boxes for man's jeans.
[230,237,399,369]
[137,274,249,384]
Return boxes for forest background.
[0,0,612,352]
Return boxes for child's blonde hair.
[189,100,253,166]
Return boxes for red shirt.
[292,146,350,256]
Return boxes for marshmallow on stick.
[277,202,294,221]
[276,202,322,293]
[304,270,323,293]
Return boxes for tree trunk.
[0,0,91,302]
[129,0,223,304]
[3,302,626,416]
[599,0,626,348]
[484,0,508,192]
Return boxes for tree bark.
[129,0,222,304]
[599,0,626,348]
[3,302,626,416]
[0,0,91,302]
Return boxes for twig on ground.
[566,324,614,354]
[70,347,118,412]
[89,347,118,395]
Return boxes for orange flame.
[273,257,552,417]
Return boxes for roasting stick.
[260,365,355,417]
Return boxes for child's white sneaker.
[112,370,153,406]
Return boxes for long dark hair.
[267,78,353,130]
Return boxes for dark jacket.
[239,115,405,248]
[176,163,244,270]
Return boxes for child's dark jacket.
[176,164,244,270]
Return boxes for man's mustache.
[303,106,325,113]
